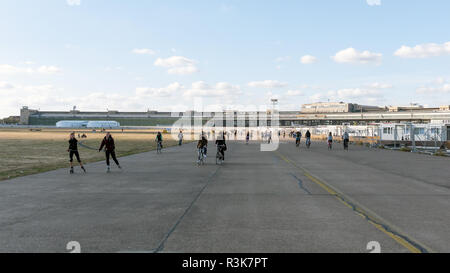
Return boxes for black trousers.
[69,151,81,162]
[105,150,119,166]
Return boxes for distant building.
[440,105,450,111]
[19,103,450,127]
[387,103,430,112]
[56,120,120,128]
[301,102,383,113]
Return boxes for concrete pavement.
[0,140,448,253]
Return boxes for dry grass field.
[0,128,180,181]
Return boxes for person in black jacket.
[68,132,86,174]
[99,132,121,172]
[215,132,227,160]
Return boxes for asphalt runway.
[0,140,448,253]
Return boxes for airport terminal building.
[19,102,450,127]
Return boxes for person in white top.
[178,131,183,146]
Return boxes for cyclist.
[327,132,333,150]
[156,132,163,150]
[99,132,121,172]
[68,132,86,174]
[215,132,226,161]
[342,131,349,151]
[305,130,311,148]
[295,131,302,147]
[197,134,208,163]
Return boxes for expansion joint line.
[275,151,434,253]
[153,166,221,253]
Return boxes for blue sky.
[1,0,450,117]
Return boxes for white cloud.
[132,48,156,55]
[332,48,382,64]
[331,88,382,98]
[154,56,198,75]
[154,56,196,67]
[0,64,34,74]
[248,80,288,88]
[0,82,186,118]
[167,66,198,75]
[365,82,393,89]
[286,90,305,96]
[417,78,450,94]
[300,55,317,64]
[0,64,61,75]
[0,82,14,89]
[37,66,61,74]
[366,0,381,6]
[67,0,81,6]
[184,81,242,98]
[309,85,386,104]
[135,82,183,97]
[394,42,450,59]
[417,85,450,94]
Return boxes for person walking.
[178,130,184,146]
[98,132,121,172]
[327,132,333,150]
[68,132,86,174]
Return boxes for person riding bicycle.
[305,130,311,146]
[156,132,163,148]
[197,134,208,158]
[295,131,302,146]
[327,132,333,149]
[342,131,349,150]
[215,132,227,161]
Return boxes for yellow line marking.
[275,151,434,253]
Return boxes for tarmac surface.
[0,140,449,253]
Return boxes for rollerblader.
[99,132,121,172]
[68,132,86,174]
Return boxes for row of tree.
[0,116,20,124]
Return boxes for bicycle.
[328,141,332,150]
[296,138,301,147]
[343,139,349,151]
[197,147,206,165]
[216,145,225,165]
[306,138,311,149]
[157,141,163,154]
